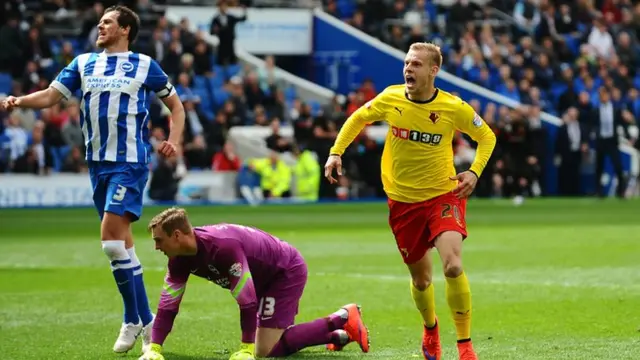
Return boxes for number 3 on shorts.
[258,297,275,318]
[113,185,127,202]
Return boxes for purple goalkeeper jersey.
[151,223,303,345]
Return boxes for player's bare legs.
[101,212,145,353]
[407,251,441,360]
[255,327,285,357]
[434,231,478,360]
[261,304,368,358]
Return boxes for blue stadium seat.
[213,65,225,78]
[337,0,356,19]
[309,101,321,116]
[193,75,208,89]
[0,73,12,95]
[284,86,297,102]
[226,64,242,78]
[50,146,71,172]
[208,73,225,89]
[193,87,214,121]
[213,89,230,106]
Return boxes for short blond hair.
[148,207,193,235]
[409,42,443,68]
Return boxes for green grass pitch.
[1,199,639,359]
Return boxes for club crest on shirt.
[429,112,440,124]
[229,262,243,277]
[119,61,134,73]
[473,113,483,127]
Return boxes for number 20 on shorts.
[441,203,461,221]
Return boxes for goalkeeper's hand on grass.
[229,342,255,360]
[139,344,165,360]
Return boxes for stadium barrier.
[165,6,335,105]
[311,9,639,196]
[0,172,238,208]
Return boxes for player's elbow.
[45,87,64,107]
[479,131,497,147]
[164,94,185,118]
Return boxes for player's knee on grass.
[255,327,285,358]
[435,231,464,278]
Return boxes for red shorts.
[388,192,468,264]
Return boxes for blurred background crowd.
[0,0,638,203]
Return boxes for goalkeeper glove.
[229,343,255,360]
[139,344,164,360]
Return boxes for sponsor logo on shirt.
[229,262,243,277]
[391,126,443,145]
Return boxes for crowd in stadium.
[0,0,638,200]
[327,0,639,198]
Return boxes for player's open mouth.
[405,75,416,86]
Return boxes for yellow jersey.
[330,85,497,203]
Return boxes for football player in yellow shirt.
[324,42,496,360]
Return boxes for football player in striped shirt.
[1,5,185,355]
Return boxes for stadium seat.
[208,73,225,89]
[337,0,356,19]
[50,146,71,172]
[309,101,321,116]
[213,89,230,106]
[226,64,242,78]
[284,86,297,102]
[0,73,12,95]
[192,75,208,89]
[192,87,214,121]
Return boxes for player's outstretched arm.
[3,55,83,111]
[1,87,64,111]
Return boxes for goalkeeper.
[140,207,369,360]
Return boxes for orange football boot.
[457,340,478,360]
[341,304,370,353]
[422,319,442,360]
[326,342,344,352]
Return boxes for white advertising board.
[166,6,313,55]
[0,171,238,208]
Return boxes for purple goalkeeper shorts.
[256,256,308,329]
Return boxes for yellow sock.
[445,271,472,341]
[410,280,436,328]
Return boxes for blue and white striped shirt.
[51,51,176,164]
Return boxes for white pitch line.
[1,262,639,290]
[312,272,640,290]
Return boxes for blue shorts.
[88,161,149,222]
